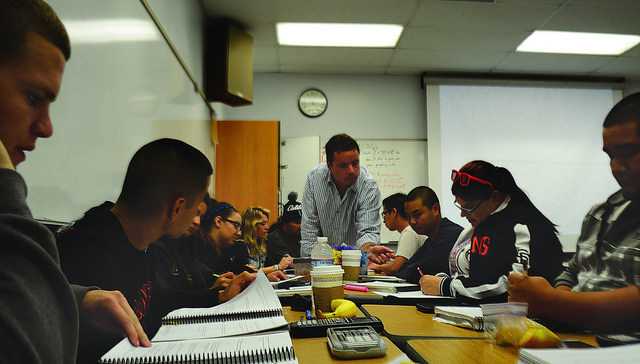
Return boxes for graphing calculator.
[326,326,387,359]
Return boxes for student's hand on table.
[81,289,151,347]
[218,272,256,302]
[267,270,287,282]
[367,245,395,264]
[0,138,15,170]
[211,272,235,290]
[368,262,382,273]
[507,272,554,314]
[419,275,444,295]
[279,255,294,269]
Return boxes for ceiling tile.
[390,49,507,70]
[595,57,640,78]
[496,53,615,74]
[398,26,529,51]
[247,23,277,46]
[543,4,640,34]
[203,0,277,25]
[274,0,419,24]
[279,64,388,75]
[410,0,560,32]
[279,47,394,67]
[253,46,279,67]
[386,67,425,75]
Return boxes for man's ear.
[213,215,224,228]
[168,197,187,222]
[431,202,441,216]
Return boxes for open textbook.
[100,330,297,364]
[153,271,288,342]
[100,272,296,363]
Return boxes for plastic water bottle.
[311,237,333,268]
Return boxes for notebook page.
[153,272,287,342]
[153,316,288,342]
[164,271,281,320]
[520,343,640,364]
[101,331,297,363]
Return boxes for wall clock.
[298,88,328,118]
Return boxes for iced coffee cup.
[341,250,361,282]
[310,265,344,313]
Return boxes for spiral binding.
[162,309,284,325]
[99,345,296,364]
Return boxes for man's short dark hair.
[325,134,360,165]
[406,186,440,209]
[603,92,640,134]
[0,0,71,63]
[383,193,408,219]
[117,138,213,215]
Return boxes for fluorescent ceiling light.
[277,23,403,47]
[517,30,640,56]
[64,19,160,44]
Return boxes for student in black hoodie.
[58,138,255,363]
[419,160,563,301]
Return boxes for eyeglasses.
[451,170,495,189]
[224,218,242,231]
[453,199,484,214]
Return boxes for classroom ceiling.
[201,0,640,80]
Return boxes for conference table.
[282,307,410,363]
[282,304,598,363]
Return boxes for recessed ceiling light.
[64,19,160,44]
[517,30,640,56]
[276,23,403,48]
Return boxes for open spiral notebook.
[99,272,297,364]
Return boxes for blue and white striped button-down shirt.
[300,164,381,256]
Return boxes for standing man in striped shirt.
[301,134,391,258]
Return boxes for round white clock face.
[298,88,328,118]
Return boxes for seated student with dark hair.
[509,92,640,332]
[419,161,564,301]
[369,193,425,275]
[57,138,255,363]
[150,195,234,307]
[266,200,303,266]
[394,187,463,283]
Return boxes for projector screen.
[426,84,621,251]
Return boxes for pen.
[417,266,424,278]
[211,273,221,279]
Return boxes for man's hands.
[366,245,395,264]
[267,270,288,282]
[210,272,235,290]
[419,275,444,295]
[218,272,256,302]
[80,290,151,347]
[507,272,555,315]
[0,138,14,170]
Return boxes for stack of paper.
[433,306,484,330]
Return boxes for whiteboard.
[358,139,428,243]
[18,0,213,223]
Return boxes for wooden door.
[215,120,280,222]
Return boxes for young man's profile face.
[0,32,65,166]
[603,121,640,200]
[328,149,360,190]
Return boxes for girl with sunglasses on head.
[241,207,292,279]
[419,160,563,302]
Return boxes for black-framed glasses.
[453,199,484,214]
[224,218,242,230]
